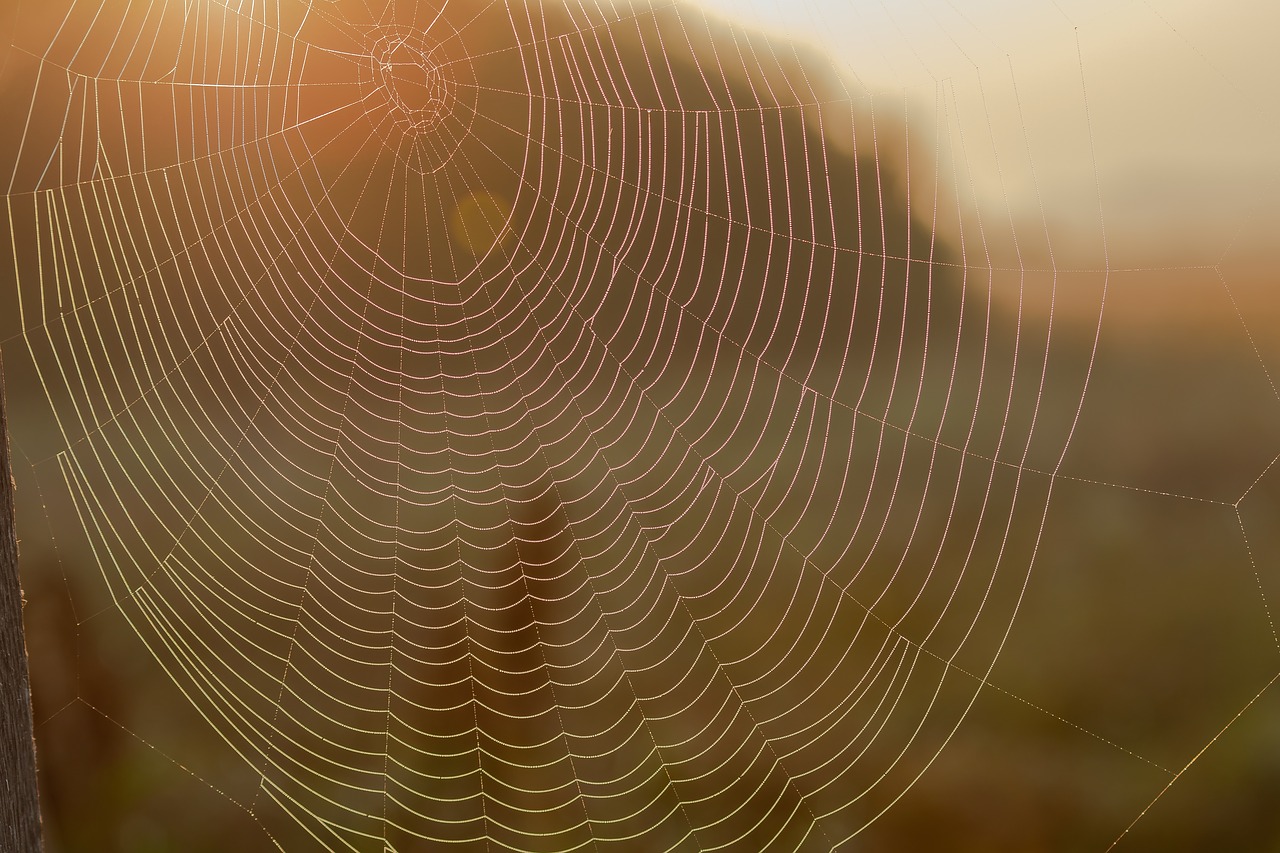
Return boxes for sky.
[693,0,1280,327]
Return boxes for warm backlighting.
[2,0,1277,850]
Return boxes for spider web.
[3,0,1277,851]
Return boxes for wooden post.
[0,363,43,851]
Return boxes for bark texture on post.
[0,365,43,852]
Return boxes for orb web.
[3,0,1089,849]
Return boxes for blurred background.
[2,0,1279,850]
